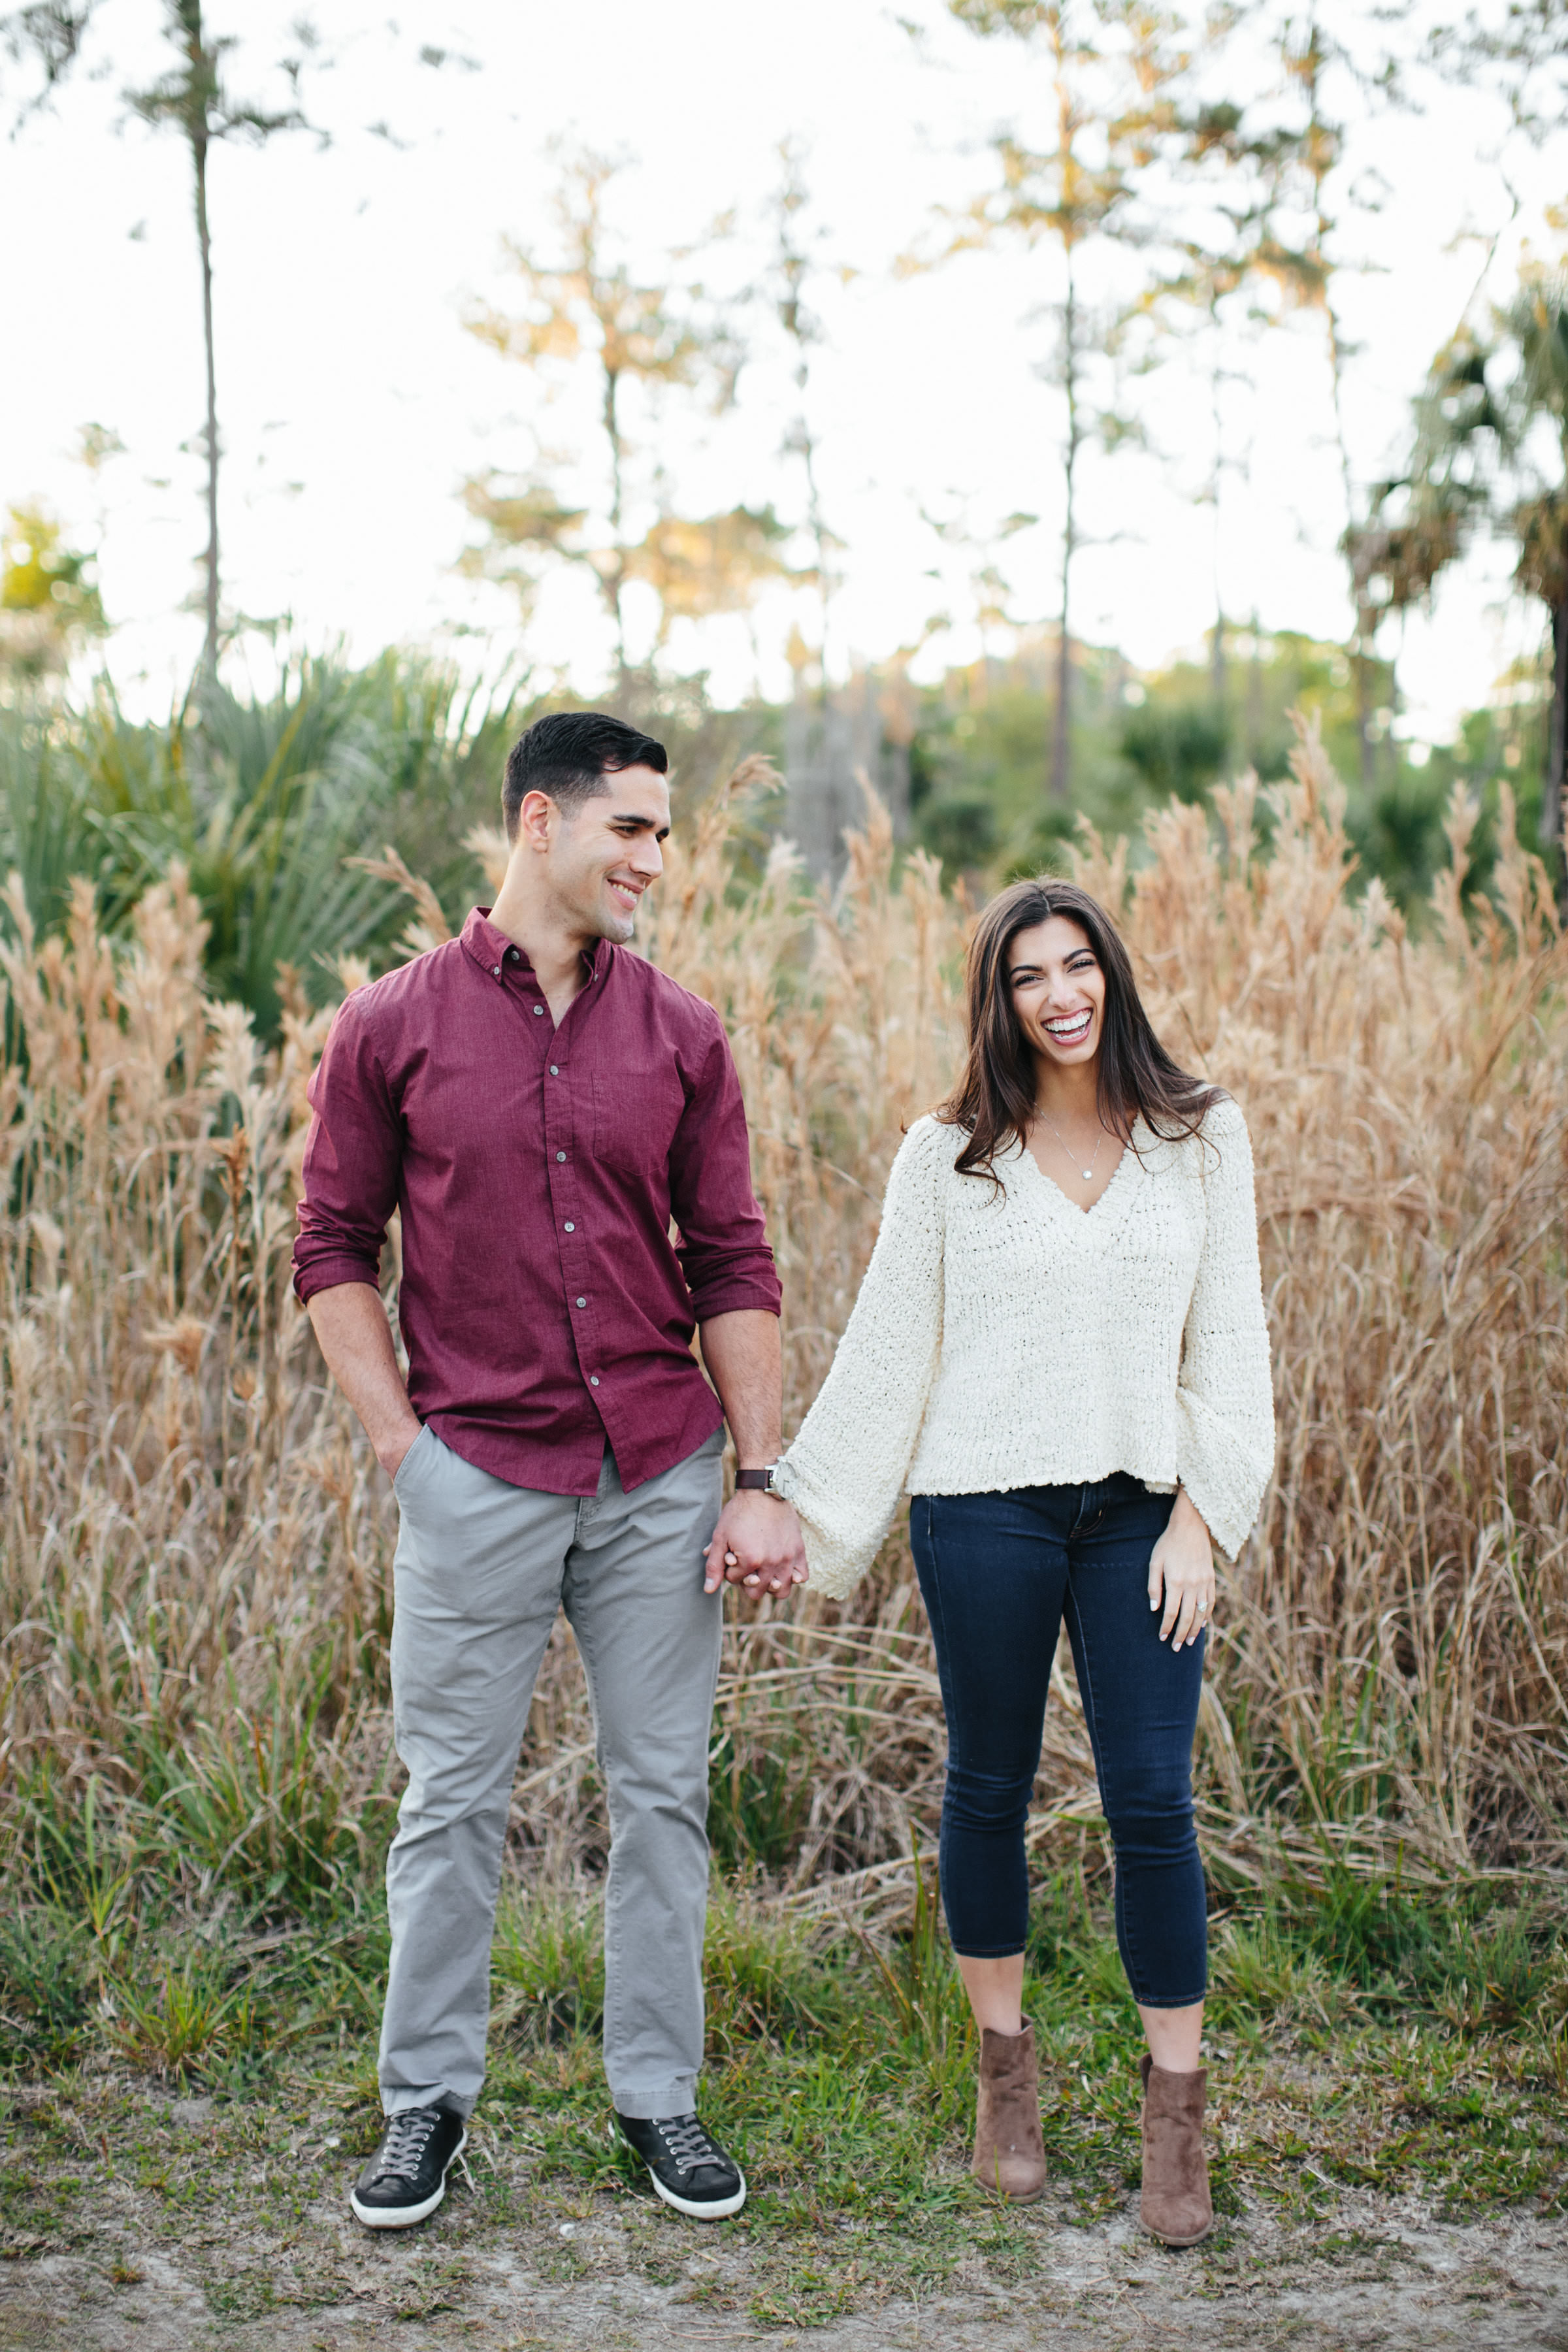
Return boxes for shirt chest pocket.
[592,1071,687,1179]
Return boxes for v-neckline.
[1013,1119,1145,1234]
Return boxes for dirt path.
[3,2191,1565,2349]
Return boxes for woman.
[774,878,1273,2244]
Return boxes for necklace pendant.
[1083,1169,1092,1181]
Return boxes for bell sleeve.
[772,1117,949,1599]
[1171,1096,1275,1561]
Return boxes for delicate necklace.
[1038,1111,1105,1184]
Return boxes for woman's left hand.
[1149,1489,1215,1650]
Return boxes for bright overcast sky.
[4,0,1565,743]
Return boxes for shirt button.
[549,1064,559,1076]
[555,1151,566,1162]
[508,947,520,962]
[491,964,501,977]
[533,1005,545,1016]
[564,1220,574,1232]
[576,1296,587,1308]
[589,1375,600,1388]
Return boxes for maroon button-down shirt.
[292,907,781,1495]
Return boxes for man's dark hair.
[502,711,668,840]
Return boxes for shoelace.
[371,2107,442,2185]
[656,2115,723,2177]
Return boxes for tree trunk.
[1051,606,1072,804]
[808,434,831,698]
[1302,27,1373,794]
[790,350,831,694]
[1246,611,1264,768]
[1353,604,1375,789]
[193,118,219,674]
[1051,257,1079,805]
[602,363,628,689]
[1209,346,1226,716]
[1545,595,1567,914]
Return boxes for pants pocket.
[391,1422,436,1503]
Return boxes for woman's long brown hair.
[938,877,1222,1184]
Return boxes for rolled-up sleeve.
[291,994,401,1305]
[669,1019,781,1322]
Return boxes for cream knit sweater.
[774,1096,1275,1598]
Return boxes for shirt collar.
[459,907,612,985]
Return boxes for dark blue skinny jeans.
[910,1474,1207,2008]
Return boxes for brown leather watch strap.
[734,1467,778,1492]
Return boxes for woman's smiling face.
[1007,915,1105,1071]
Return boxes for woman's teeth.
[1045,1009,1092,1041]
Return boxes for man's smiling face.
[541,763,671,944]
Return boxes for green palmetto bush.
[0,653,532,1040]
[0,719,1563,1940]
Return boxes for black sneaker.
[351,2103,468,2229]
[613,2110,747,2219]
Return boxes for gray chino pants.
[380,1420,726,2121]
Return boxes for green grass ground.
[2,1865,1565,2341]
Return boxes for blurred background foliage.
[0,619,1544,1043]
[904,625,1548,913]
[2,57,1564,977]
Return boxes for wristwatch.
[734,1463,785,1496]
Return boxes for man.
[293,710,808,2231]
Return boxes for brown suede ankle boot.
[1138,2054,1213,2245]
[972,2023,1047,2202]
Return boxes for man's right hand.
[379,1420,423,1484]
[306,1284,423,1486]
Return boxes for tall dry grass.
[0,721,1563,1919]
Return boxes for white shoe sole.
[350,2126,467,2229]
[610,2120,747,2220]
[648,2166,747,2221]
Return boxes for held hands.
[702,1488,809,1599]
[1149,1488,1215,1650]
